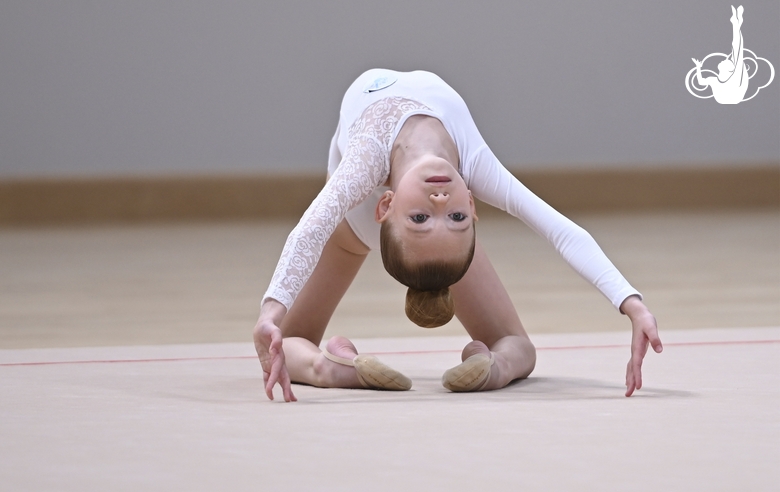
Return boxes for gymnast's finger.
[265,349,285,400]
[625,362,636,397]
[632,357,643,392]
[279,367,297,402]
[648,328,663,353]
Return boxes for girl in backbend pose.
[254,69,662,402]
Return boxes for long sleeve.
[467,146,641,311]
[262,96,431,310]
[261,134,388,310]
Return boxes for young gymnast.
[254,69,662,402]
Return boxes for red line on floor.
[0,339,778,368]
[374,338,780,355]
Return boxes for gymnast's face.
[376,157,477,261]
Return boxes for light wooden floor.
[0,210,777,348]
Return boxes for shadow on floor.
[170,374,695,405]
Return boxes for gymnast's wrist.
[619,295,647,319]
[258,298,287,326]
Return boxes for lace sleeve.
[261,135,388,310]
[261,97,431,310]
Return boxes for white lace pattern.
[262,97,431,310]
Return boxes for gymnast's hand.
[620,296,663,397]
[253,300,297,402]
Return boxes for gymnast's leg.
[448,241,537,390]
[277,219,368,389]
[730,6,745,70]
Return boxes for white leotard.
[263,69,641,312]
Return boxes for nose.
[429,192,449,204]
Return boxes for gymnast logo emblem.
[364,75,398,93]
[685,5,775,104]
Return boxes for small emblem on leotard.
[364,76,398,93]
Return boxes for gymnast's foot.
[731,6,743,26]
[313,336,363,389]
[319,336,412,390]
[442,340,502,391]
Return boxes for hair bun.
[405,287,454,328]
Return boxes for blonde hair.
[379,221,476,328]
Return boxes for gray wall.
[1,1,778,178]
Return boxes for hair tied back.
[405,287,454,328]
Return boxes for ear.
[375,190,395,223]
[468,190,479,222]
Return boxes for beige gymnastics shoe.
[442,353,495,392]
[322,347,412,391]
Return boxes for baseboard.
[489,165,780,215]
[0,175,325,225]
[1,165,777,225]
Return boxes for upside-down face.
[376,155,477,264]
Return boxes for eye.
[410,214,428,224]
[449,212,467,222]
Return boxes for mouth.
[425,176,451,184]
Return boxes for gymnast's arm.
[254,134,388,401]
[692,59,711,87]
[468,147,639,309]
[260,135,387,311]
[466,146,662,395]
